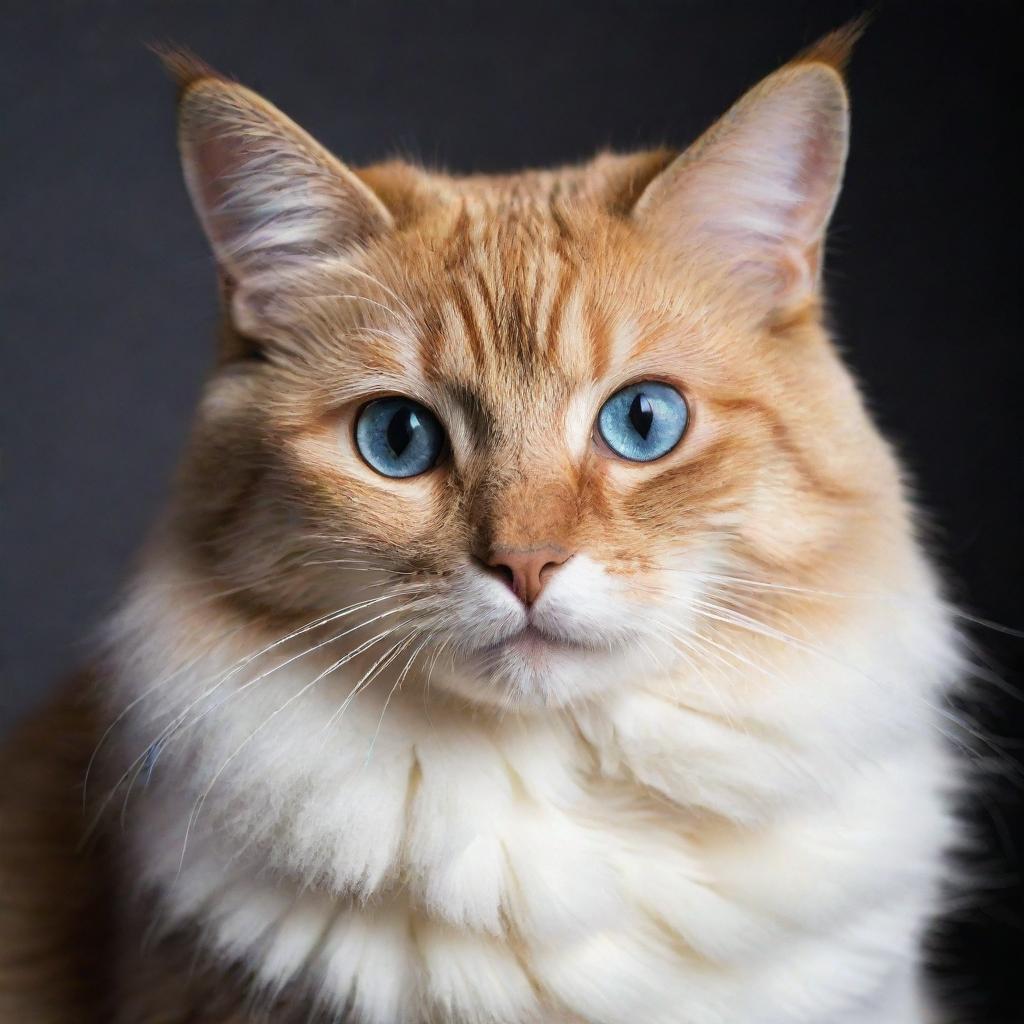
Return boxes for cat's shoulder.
[0,673,112,1022]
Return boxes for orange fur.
[1,24,953,1022]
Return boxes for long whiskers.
[85,600,370,817]
[686,591,1023,781]
[362,630,437,768]
[176,614,428,872]
[89,589,430,839]
[664,568,1024,639]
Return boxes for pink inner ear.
[187,127,258,263]
[181,93,396,285]
[633,65,848,312]
[789,107,845,243]
[755,108,844,298]
[193,132,232,209]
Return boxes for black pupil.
[629,393,654,439]
[387,407,418,457]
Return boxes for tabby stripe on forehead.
[471,267,501,349]
[526,259,545,349]
[450,278,487,369]
[506,228,541,361]
[507,283,532,363]
[445,205,474,271]
[417,304,446,378]
[587,304,612,380]
[543,257,576,359]
[547,185,575,259]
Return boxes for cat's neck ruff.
[107,553,957,1024]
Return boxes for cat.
[0,22,959,1024]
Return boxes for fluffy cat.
[0,24,959,1024]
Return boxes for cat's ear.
[164,51,392,292]
[633,24,861,316]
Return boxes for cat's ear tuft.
[792,15,870,75]
[633,26,861,316]
[151,44,225,98]
[168,58,393,293]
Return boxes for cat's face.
[169,44,900,709]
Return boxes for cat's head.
[165,26,904,710]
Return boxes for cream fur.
[105,539,957,1024]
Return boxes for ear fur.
[633,22,864,316]
[160,49,392,291]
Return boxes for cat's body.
[1,27,958,1023]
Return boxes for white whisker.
[363,630,435,768]
[177,620,420,871]
[90,593,426,836]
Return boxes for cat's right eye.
[597,381,688,462]
[354,397,445,478]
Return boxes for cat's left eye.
[355,397,445,478]
[597,381,688,462]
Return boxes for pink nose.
[484,546,572,606]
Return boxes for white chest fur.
[111,575,956,1024]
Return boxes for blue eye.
[355,397,445,478]
[597,381,688,462]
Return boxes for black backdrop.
[2,1,1021,1019]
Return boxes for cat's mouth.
[480,623,594,658]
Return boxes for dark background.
[2,1,1021,1019]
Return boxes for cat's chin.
[437,631,647,710]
